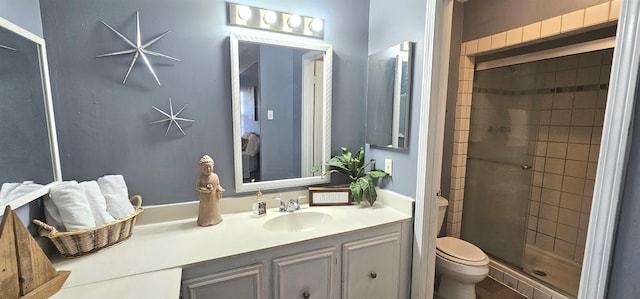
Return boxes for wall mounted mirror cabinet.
[230,30,333,192]
[366,41,414,150]
[0,17,61,211]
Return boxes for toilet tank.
[437,196,448,231]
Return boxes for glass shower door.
[460,62,540,268]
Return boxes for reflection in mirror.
[230,31,332,192]
[366,41,414,150]
[0,17,61,210]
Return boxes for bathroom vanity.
[50,189,413,298]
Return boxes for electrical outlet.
[267,110,274,120]
[384,159,393,176]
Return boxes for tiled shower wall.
[447,0,619,241]
[527,49,611,264]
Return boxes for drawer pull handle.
[302,290,310,299]
[370,272,377,279]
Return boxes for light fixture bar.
[227,3,324,39]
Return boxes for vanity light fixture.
[263,10,277,25]
[287,15,302,28]
[309,18,323,32]
[227,3,324,39]
[237,5,252,20]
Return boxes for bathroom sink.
[263,211,332,232]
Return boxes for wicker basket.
[33,195,143,258]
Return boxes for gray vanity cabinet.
[342,233,401,299]
[180,220,412,299]
[272,247,338,299]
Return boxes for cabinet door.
[273,247,337,299]
[182,264,263,299]
[342,233,401,299]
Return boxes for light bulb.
[310,18,323,32]
[263,11,277,24]
[288,15,302,28]
[237,6,252,21]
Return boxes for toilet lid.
[436,237,488,264]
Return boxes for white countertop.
[48,189,413,297]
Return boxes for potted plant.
[313,147,388,207]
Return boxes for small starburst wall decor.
[97,11,180,85]
[151,97,195,136]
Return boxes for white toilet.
[435,196,489,299]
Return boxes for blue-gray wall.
[39,0,369,205]
[366,0,427,198]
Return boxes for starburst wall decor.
[97,11,179,85]
[151,97,195,136]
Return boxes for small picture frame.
[309,187,353,206]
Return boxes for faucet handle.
[273,196,286,212]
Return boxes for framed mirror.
[230,30,332,192]
[366,41,414,150]
[0,17,61,211]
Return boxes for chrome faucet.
[274,196,305,212]
[286,198,300,212]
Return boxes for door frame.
[411,1,640,299]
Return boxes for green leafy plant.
[312,147,388,207]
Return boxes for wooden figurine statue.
[196,155,225,226]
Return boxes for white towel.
[43,196,66,232]
[0,181,43,204]
[0,182,19,204]
[80,181,115,226]
[97,175,134,219]
[49,181,96,231]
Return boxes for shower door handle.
[521,165,532,170]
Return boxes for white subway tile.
[561,10,585,33]
[558,208,580,227]
[503,272,518,289]
[541,188,561,206]
[568,127,592,144]
[523,22,542,42]
[548,126,569,143]
[518,280,535,298]
[565,160,587,178]
[584,2,610,27]
[540,16,562,38]
[573,91,598,109]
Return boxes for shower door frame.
[417,1,640,299]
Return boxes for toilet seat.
[436,237,489,266]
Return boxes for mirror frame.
[0,17,61,211]
[229,30,332,193]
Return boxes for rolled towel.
[98,175,134,219]
[49,181,96,231]
[0,182,20,204]
[80,180,115,226]
[43,196,66,232]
